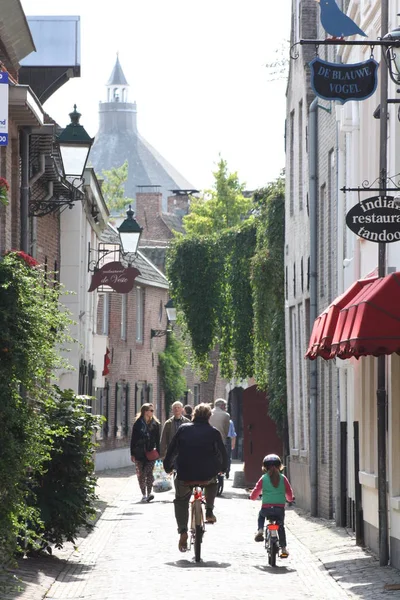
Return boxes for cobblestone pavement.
[5,463,400,600]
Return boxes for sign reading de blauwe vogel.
[310,58,378,103]
[346,196,400,243]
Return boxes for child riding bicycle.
[249,453,294,558]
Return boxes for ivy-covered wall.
[167,177,287,434]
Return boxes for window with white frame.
[121,294,127,340]
[193,384,200,405]
[115,383,123,438]
[102,293,110,335]
[136,286,144,342]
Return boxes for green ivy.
[159,333,187,415]
[251,178,287,435]
[166,176,287,434]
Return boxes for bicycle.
[187,483,206,562]
[265,517,280,567]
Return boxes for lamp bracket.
[151,328,171,339]
[29,178,84,217]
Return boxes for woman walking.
[130,403,160,502]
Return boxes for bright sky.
[21,0,290,192]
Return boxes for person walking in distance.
[183,404,193,420]
[160,401,189,459]
[164,403,228,552]
[210,398,230,444]
[225,419,237,479]
[130,403,160,503]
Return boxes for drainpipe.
[20,129,30,253]
[29,155,47,258]
[377,0,389,567]
[31,182,53,257]
[309,97,318,517]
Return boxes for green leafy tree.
[159,333,187,415]
[182,158,252,236]
[0,252,72,561]
[101,160,134,213]
[30,388,102,551]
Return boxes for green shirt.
[262,472,286,505]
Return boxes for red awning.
[305,276,377,360]
[330,272,400,360]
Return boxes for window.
[121,294,127,340]
[136,287,144,342]
[193,384,200,405]
[114,383,123,438]
[289,110,295,216]
[299,100,303,210]
[290,307,299,450]
[100,293,110,335]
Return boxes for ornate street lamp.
[57,105,94,178]
[165,298,176,323]
[151,299,176,339]
[117,205,143,255]
[383,25,400,85]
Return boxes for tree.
[100,161,134,213]
[182,158,252,236]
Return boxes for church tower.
[89,56,196,208]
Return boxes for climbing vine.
[251,178,287,434]
[159,332,188,415]
[167,176,286,433]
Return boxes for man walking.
[160,401,189,459]
[210,398,230,444]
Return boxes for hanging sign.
[0,71,9,146]
[346,196,400,243]
[310,57,378,103]
[88,261,141,293]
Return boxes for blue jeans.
[257,506,286,547]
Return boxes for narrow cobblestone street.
[7,464,400,600]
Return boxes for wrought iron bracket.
[150,328,171,339]
[29,178,84,217]
[290,38,400,60]
[341,172,400,194]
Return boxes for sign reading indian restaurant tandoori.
[346,196,400,243]
[310,57,379,103]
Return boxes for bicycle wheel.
[270,540,278,567]
[217,474,224,496]
[194,496,203,562]
[194,524,203,562]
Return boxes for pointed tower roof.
[107,55,128,86]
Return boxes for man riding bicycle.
[163,402,228,552]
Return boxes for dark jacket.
[163,421,228,481]
[130,417,160,462]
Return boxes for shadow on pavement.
[217,490,248,500]
[1,555,78,600]
[320,556,392,598]
[254,564,296,574]
[166,560,231,569]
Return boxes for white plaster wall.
[95,448,132,471]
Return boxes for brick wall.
[97,283,170,453]
[167,193,189,215]
[135,191,173,246]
